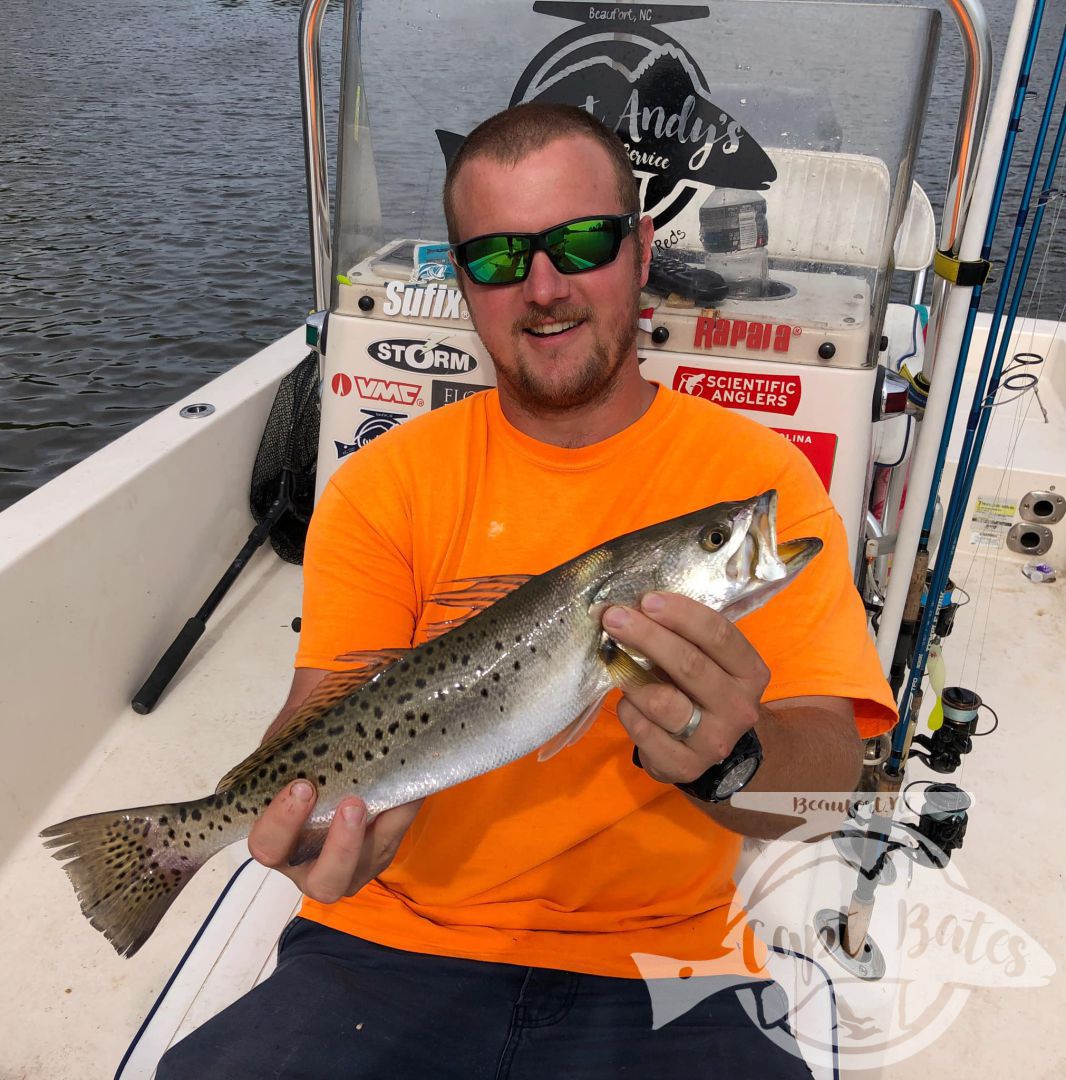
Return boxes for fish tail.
[41,795,228,957]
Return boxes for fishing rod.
[818,0,1055,975]
[891,17,1066,773]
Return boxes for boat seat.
[116,863,839,1079]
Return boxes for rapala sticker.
[771,428,837,491]
[334,409,407,459]
[381,281,468,320]
[368,339,479,376]
[693,316,796,354]
[331,373,422,407]
[674,366,801,415]
[431,379,493,409]
[435,3,776,231]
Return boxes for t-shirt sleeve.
[742,439,897,740]
[295,444,419,671]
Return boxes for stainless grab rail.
[921,0,993,379]
[299,0,333,313]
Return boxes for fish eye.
[699,523,731,551]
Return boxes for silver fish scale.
[287,550,615,823]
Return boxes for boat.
[1,1,1062,1076]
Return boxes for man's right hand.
[247,781,423,904]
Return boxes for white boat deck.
[0,324,1063,1077]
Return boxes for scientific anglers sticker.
[368,339,480,376]
[435,2,776,230]
[334,409,406,459]
[674,366,801,415]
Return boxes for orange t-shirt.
[295,384,896,978]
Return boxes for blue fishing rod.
[890,16,1066,773]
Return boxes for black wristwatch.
[632,728,763,803]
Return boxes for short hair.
[443,103,640,242]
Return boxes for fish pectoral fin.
[215,666,382,794]
[600,635,660,691]
[428,574,532,612]
[537,695,607,762]
[288,822,330,867]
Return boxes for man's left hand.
[601,592,768,785]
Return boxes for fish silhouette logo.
[633,795,1056,1072]
[334,409,407,458]
[436,2,776,232]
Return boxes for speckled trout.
[43,490,820,957]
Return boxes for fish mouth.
[777,537,822,571]
[724,491,821,585]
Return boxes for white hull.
[1,317,1062,1076]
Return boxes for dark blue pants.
[156,918,814,1079]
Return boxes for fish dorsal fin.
[214,659,401,794]
[428,574,531,612]
[537,694,607,762]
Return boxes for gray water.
[2,0,1064,512]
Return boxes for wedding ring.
[671,702,703,742]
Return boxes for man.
[159,104,895,1078]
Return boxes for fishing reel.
[909,686,998,773]
[832,780,972,876]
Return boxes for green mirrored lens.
[547,218,616,272]
[465,236,529,284]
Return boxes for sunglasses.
[451,213,638,286]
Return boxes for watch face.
[715,757,760,799]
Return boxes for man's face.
[450,136,654,415]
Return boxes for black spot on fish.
[270,770,278,783]
[413,655,423,665]
[400,758,406,766]
[292,750,307,764]
[514,661,521,671]
[167,829,175,839]
[179,808,188,823]
[199,833,205,841]
[334,762,343,772]
[530,646,536,654]
[159,816,168,825]
[481,688,489,697]
[388,721,399,734]
[420,712,430,724]
[409,728,417,738]
[495,641,503,650]
[415,678,426,689]
[382,746,389,755]
[461,654,470,665]
[183,840,190,848]
[374,729,383,740]
[404,711,415,722]
[264,797,272,806]
[226,792,235,805]
[295,772,306,780]
[222,815,232,824]
[360,701,370,711]
[374,706,383,719]
[461,722,466,730]
[312,718,326,730]
[441,727,447,736]
[398,692,413,704]
[356,723,367,737]
[364,750,374,761]
[318,775,327,786]
[328,725,345,737]
[492,673,500,682]
[345,750,355,762]
[258,767,268,777]
[313,744,329,757]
